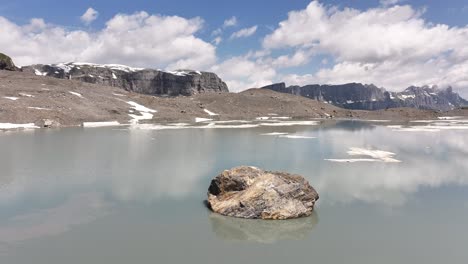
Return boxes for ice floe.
[390,118,468,132]
[82,121,121,128]
[326,147,401,163]
[279,135,316,139]
[261,132,316,139]
[204,109,219,116]
[69,91,83,98]
[197,123,259,129]
[258,121,319,126]
[261,132,289,136]
[0,123,39,130]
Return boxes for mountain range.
[262,82,468,111]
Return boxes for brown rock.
[207,166,319,220]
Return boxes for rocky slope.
[22,62,229,96]
[262,83,468,111]
[3,70,458,129]
[0,53,19,71]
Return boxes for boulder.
[207,166,319,220]
[0,53,18,71]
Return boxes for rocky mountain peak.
[0,53,19,71]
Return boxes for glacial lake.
[1,120,468,263]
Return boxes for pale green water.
[1,121,467,263]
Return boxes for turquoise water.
[1,121,467,263]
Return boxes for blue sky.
[1,0,468,94]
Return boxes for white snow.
[129,112,154,122]
[399,94,416,100]
[82,121,121,128]
[69,91,83,98]
[326,147,401,163]
[438,116,463,120]
[256,117,271,120]
[3,97,19,101]
[112,93,126,97]
[27,107,51,110]
[346,100,355,104]
[127,101,157,123]
[112,72,117,79]
[19,93,34,98]
[204,109,219,116]
[195,117,213,123]
[207,120,251,124]
[127,101,156,113]
[69,62,144,73]
[34,69,48,76]
[167,70,200,76]
[0,123,39,130]
[267,113,278,116]
[271,116,291,120]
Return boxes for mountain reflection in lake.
[1,121,467,263]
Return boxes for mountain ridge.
[262,82,468,111]
[21,62,229,96]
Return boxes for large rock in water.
[22,63,229,96]
[0,53,18,71]
[207,166,319,220]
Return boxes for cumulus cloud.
[0,12,216,70]
[380,0,403,7]
[80,7,99,25]
[230,25,258,39]
[262,1,468,95]
[212,36,222,45]
[210,56,276,92]
[223,16,238,28]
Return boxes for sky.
[0,0,468,96]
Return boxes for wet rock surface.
[207,166,319,220]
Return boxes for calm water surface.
[1,121,467,263]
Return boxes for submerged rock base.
[207,166,319,220]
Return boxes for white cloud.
[0,12,216,70]
[210,56,276,92]
[80,7,99,25]
[223,16,238,28]
[230,25,258,39]
[262,1,468,95]
[212,36,222,45]
[380,0,403,7]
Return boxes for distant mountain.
[262,83,468,111]
[21,62,229,96]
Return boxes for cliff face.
[262,83,468,111]
[22,63,229,96]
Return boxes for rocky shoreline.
[1,70,467,131]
